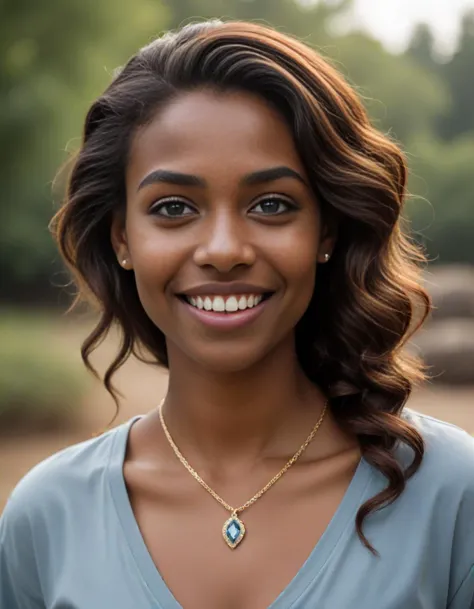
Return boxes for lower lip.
[178,297,270,330]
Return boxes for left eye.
[250,197,295,215]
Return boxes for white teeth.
[225,296,239,312]
[212,296,225,312]
[186,294,267,313]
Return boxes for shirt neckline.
[107,415,374,609]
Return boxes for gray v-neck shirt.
[1,409,473,608]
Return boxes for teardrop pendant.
[222,512,246,549]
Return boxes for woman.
[1,20,473,609]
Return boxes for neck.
[162,339,327,468]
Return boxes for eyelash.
[149,195,298,218]
[149,197,196,218]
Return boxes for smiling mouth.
[178,292,274,313]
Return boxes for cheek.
[125,218,185,306]
[269,217,319,285]
[280,245,318,300]
[264,219,319,314]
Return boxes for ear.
[317,211,338,263]
[111,211,132,270]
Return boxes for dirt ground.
[1,320,473,511]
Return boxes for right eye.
[149,198,197,218]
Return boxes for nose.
[193,209,256,272]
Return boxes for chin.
[179,340,279,374]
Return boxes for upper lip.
[178,283,274,297]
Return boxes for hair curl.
[50,20,432,554]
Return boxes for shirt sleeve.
[0,495,45,609]
[447,565,474,609]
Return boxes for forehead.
[127,89,306,185]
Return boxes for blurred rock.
[412,319,474,385]
[422,265,474,322]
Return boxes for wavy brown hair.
[50,20,432,554]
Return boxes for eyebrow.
[137,165,308,191]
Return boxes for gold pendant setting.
[223,513,246,549]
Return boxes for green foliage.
[327,33,450,143]
[0,0,169,301]
[0,312,89,430]
[438,11,474,139]
[407,134,474,264]
[406,23,438,73]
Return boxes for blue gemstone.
[226,520,241,543]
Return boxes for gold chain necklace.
[158,397,328,549]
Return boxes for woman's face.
[113,89,334,372]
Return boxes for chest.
[44,456,457,609]
[124,458,359,609]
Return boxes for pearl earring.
[324,253,330,262]
[121,258,128,267]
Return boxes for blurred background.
[1,0,473,509]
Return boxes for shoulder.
[402,407,474,485]
[1,419,132,529]
[0,418,137,605]
[400,409,474,602]
[383,408,474,532]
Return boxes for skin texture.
[111,89,360,609]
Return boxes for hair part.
[50,19,432,554]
